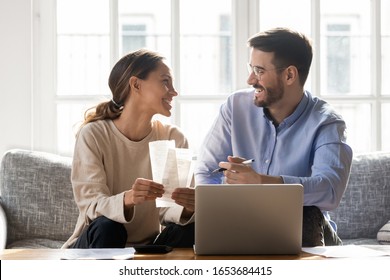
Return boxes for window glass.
[57,0,109,34]
[320,0,371,96]
[57,0,110,96]
[259,0,311,35]
[178,101,223,154]
[57,102,96,155]
[258,0,312,91]
[382,0,390,96]
[180,0,232,95]
[382,103,390,151]
[332,103,371,153]
[118,0,171,59]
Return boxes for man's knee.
[302,206,342,247]
[302,206,325,247]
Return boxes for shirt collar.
[263,90,309,128]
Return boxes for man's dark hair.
[248,27,313,86]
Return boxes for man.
[194,27,353,246]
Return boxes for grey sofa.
[0,149,390,249]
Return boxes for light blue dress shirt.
[194,89,353,230]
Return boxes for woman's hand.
[124,178,164,207]
[171,187,195,217]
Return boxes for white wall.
[0,0,33,157]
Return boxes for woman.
[62,49,194,249]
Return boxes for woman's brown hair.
[81,49,165,126]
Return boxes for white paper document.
[61,248,135,260]
[302,245,390,258]
[149,140,194,207]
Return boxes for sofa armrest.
[0,149,77,245]
[0,201,7,250]
[330,151,390,240]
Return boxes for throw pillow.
[377,220,390,244]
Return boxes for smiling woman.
[62,49,195,249]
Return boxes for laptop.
[194,184,303,255]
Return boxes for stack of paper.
[61,248,135,260]
[149,140,195,207]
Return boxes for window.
[319,0,376,153]
[121,24,147,53]
[54,0,233,155]
[57,0,110,96]
[381,0,390,151]
[35,0,390,156]
[326,23,352,94]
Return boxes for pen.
[211,159,255,173]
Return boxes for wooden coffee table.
[0,248,323,260]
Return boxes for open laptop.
[194,184,303,255]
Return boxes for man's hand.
[219,156,283,184]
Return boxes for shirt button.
[265,159,270,164]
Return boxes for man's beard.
[253,78,284,108]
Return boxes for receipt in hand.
[149,140,195,207]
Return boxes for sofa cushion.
[341,238,381,245]
[0,149,78,248]
[6,238,65,249]
[330,152,390,240]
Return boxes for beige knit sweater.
[62,119,192,248]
